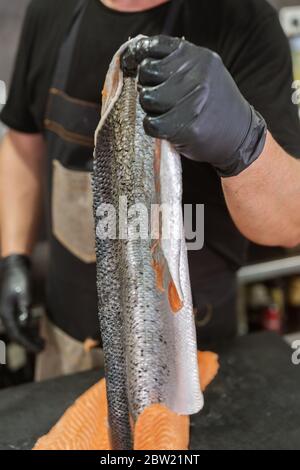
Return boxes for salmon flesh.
[92,37,203,451]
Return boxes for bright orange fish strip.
[33,351,219,451]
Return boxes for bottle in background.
[247,283,270,333]
[262,282,285,334]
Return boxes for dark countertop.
[0,332,299,450]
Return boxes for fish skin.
[122,83,175,421]
[93,74,172,449]
[93,37,202,451]
[93,77,136,450]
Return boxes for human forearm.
[222,132,300,248]
[0,130,45,257]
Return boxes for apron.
[43,0,186,342]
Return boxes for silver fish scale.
[93,78,135,450]
[93,76,177,448]
[123,91,175,420]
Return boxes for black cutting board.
[0,332,299,450]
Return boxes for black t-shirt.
[1,0,172,132]
[1,0,300,338]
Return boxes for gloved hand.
[0,254,44,353]
[121,35,267,177]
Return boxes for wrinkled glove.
[121,35,267,177]
[0,254,44,353]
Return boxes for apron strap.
[162,0,185,36]
[52,0,88,90]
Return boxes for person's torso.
[30,0,274,339]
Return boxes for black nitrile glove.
[0,254,44,353]
[121,35,267,177]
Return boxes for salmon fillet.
[33,351,219,451]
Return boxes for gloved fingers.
[139,57,172,86]
[143,84,207,140]
[1,303,44,353]
[139,60,201,115]
[17,295,31,326]
[138,41,194,86]
[0,301,17,336]
[12,328,45,354]
[22,328,45,353]
[15,297,45,352]
[121,35,181,76]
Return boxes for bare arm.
[0,130,45,257]
[222,132,300,248]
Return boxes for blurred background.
[0,0,300,389]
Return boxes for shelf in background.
[238,255,300,284]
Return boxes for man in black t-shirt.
[0,0,300,379]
